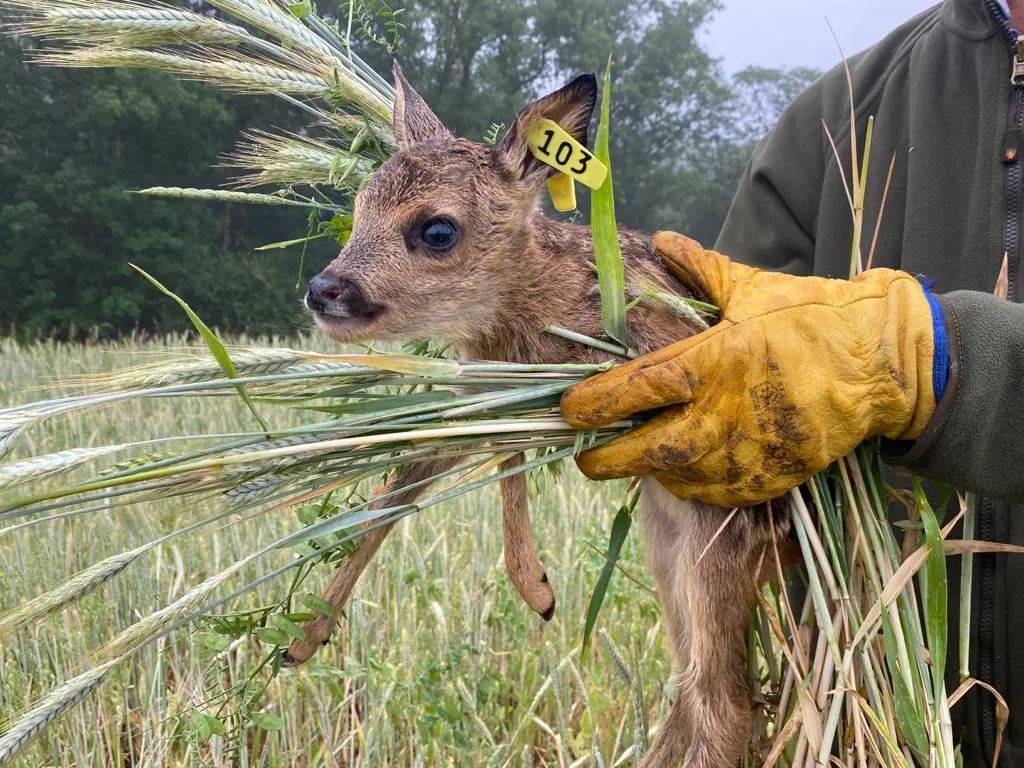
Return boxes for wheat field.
[0,335,673,768]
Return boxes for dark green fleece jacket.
[715,0,1024,763]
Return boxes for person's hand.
[560,231,941,507]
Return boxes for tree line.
[0,0,817,338]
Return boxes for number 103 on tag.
[526,119,608,190]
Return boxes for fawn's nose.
[306,275,343,312]
[305,274,378,318]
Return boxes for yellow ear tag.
[526,118,608,190]
[546,173,577,212]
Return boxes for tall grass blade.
[581,502,633,658]
[0,445,128,489]
[0,547,146,641]
[880,604,930,758]
[0,660,118,765]
[137,187,342,209]
[590,56,627,347]
[958,493,977,685]
[917,478,953,762]
[129,264,271,434]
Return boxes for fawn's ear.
[497,73,598,186]
[392,61,452,149]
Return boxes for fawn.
[291,63,791,767]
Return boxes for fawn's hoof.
[281,640,319,667]
[540,596,556,622]
[525,571,555,621]
[282,617,337,666]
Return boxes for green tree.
[0,34,325,338]
[731,64,822,141]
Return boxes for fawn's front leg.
[282,456,458,666]
[500,453,555,620]
[283,453,558,665]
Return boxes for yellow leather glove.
[560,231,940,507]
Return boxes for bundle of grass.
[0,1,1017,766]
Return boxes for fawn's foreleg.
[500,453,556,620]
[282,456,458,666]
[282,453,558,664]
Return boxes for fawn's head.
[306,64,598,347]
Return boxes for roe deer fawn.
[291,63,792,767]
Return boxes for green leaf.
[482,122,506,145]
[202,633,232,652]
[282,612,315,622]
[325,214,354,245]
[129,264,270,434]
[251,711,285,731]
[296,505,319,526]
[190,709,212,742]
[288,0,312,18]
[257,627,291,646]
[590,56,627,347]
[204,714,227,738]
[300,593,338,618]
[581,504,632,658]
[271,613,307,641]
[880,604,930,758]
[916,477,947,700]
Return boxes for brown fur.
[289,64,796,767]
[500,453,556,619]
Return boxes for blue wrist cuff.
[918,277,949,403]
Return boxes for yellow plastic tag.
[546,173,577,212]
[526,118,608,190]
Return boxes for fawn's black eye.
[420,218,459,252]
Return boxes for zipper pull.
[1003,128,1021,163]
[1013,40,1024,85]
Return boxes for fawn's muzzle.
[305,274,381,319]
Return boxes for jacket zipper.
[979,3,1021,761]
[1005,41,1022,301]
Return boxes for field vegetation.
[0,334,668,767]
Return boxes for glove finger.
[652,231,756,307]
[560,334,707,428]
[573,406,720,481]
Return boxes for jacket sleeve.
[882,291,1024,503]
[713,73,832,276]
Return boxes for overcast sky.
[703,0,937,74]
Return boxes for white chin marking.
[314,312,375,342]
